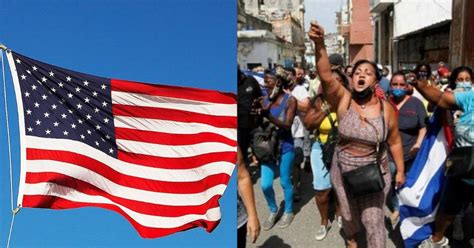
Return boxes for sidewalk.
[245,165,474,248]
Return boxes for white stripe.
[117,139,235,157]
[26,160,227,206]
[26,136,235,182]
[23,183,221,228]
[398,130,448,207]
[400,205,439,239]
[112,91,236,117]
[114,116,237,141]
[6,52,28,206]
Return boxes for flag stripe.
[111,91,236,117]
[24,160,228,206]
[27,150,231,194]
[116,139,235,158]
[22,183,222,228]
[111,79,236,104]
[118,150,236,169]
[113,116,236,141]
[115,127,237,146]
[22,195,221,238]
[113,104,236,128]
[26,138,235,179]
[25,172,223,216]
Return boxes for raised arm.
[308,21,346,109]
[384,101,405,189]
[237,146,260,243]
[413,80,457,109]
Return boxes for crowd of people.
[237,21,473,248]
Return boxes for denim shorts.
[310,141,332,190]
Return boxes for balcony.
[369,0,395,13]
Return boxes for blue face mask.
[390,88,407,98]
[456,81,472,91]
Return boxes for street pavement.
[245,165,474,248]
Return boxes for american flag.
[6,51,237,238]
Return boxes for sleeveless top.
[336,102,388,170]
[264,94,294,154]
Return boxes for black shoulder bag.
[322,102,338,169]
[339,100,386,197]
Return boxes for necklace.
[361,104,366,109]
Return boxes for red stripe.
[22,195,220,238]
[115,127,236,147]
[112,104,236,128]
[24,172,222,217]
[111,79,236,104]
[118,150,236,169]
[27,148,231,194]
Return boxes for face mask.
[456,81,473,91]
[352,84,375,101]
[418,71,428,79]
[440,78,449,84]
[390,88,407,99]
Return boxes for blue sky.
[0,1,236,247]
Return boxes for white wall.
[238,41,280,69]
[394,0,451,38]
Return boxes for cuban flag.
[398,108,454,247]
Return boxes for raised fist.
[308,21,325,45]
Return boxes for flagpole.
[1,44,21,248]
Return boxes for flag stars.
[78,119,84,124]
[87,129,92,135]
[26,70,31,74]
[84,97,90,103]
[109,148,114,154]
[101,84,107,90]
[15,59,21,64]
[21,74,27,80]
[31,85,37,90]
[66,76,72,82]
[95,141,100,146]
[95,124,101,130]
[63,131,69,136]
[102,101,108,107]
[61,113,67,119]
[68,109,73,114]
[35,119,42,126]
[71,123,77,129]
[83,81,89,86]
[92,91,98,97]
[53,121,59,127]
[94,107,100,113]
[34,102,40,108]
[24,91,30,97]
[75,87,81,93]
[51,88,56,93]
[32,66,37,71]
[42,95,48,100]
[58,82,64,88]
[44,112,50,118]
[26,109,32,115]
[80,134,85,140]
[103,118,109,123]
[76,103,83,109]
[27,127,33,132]
[105,135,111,140]
[51,104,57,110]
[49,71,54,77]
[67,93,74,99]
[86,114,92,120]
[41,77,47,82]
[45,129,51,135]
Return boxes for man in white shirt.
[289,66,310,201]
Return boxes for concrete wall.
[350,44,374,64]
[393,0,451,38]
